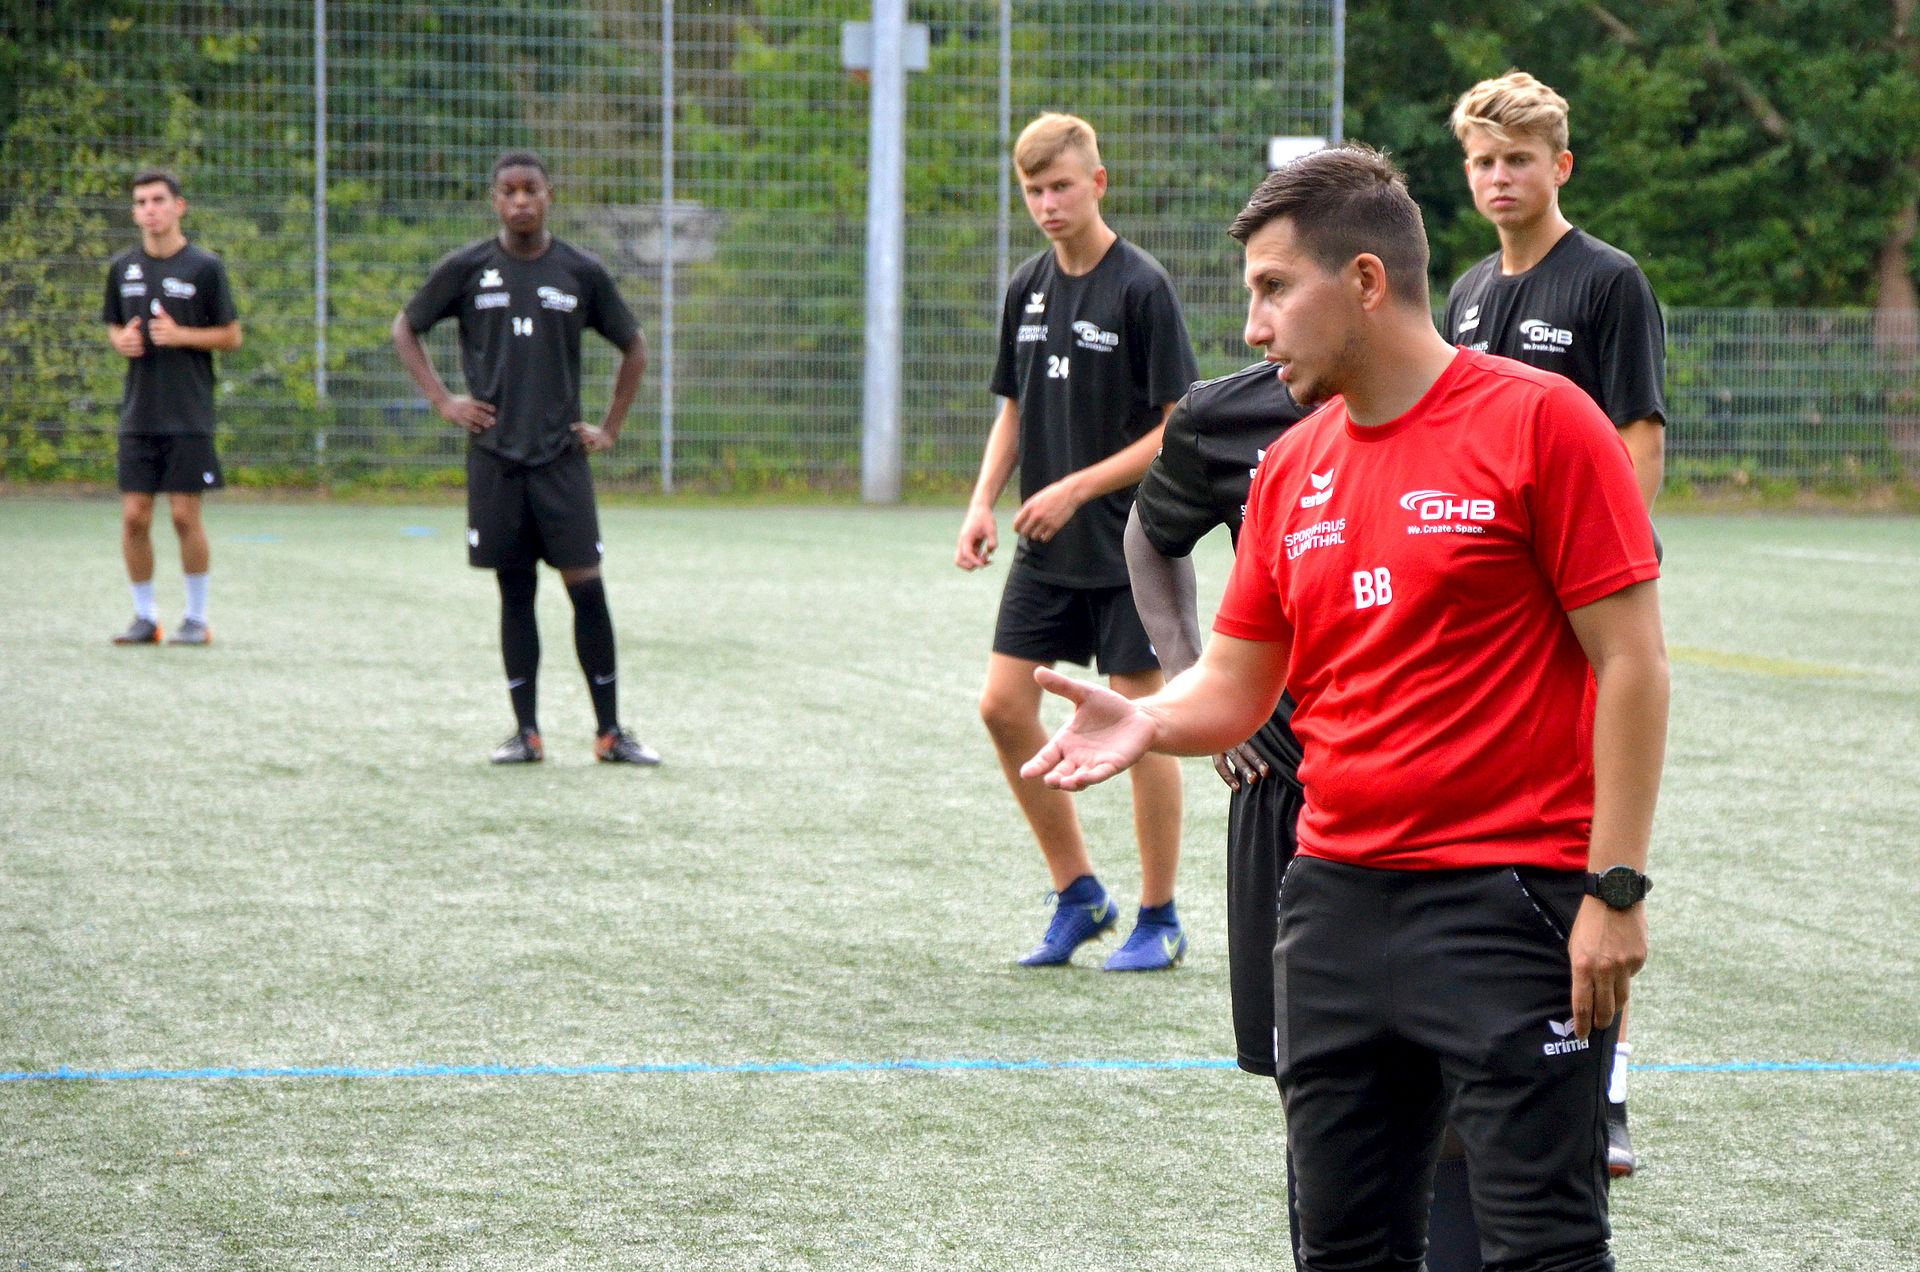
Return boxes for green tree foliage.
[1345,0,1920,309]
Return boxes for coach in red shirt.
[1023,145,1667,1272]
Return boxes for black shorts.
[1226,770,1303,1077]
[117,433,224,494]
[466,445,602,570]
[1276,858,1614,1272]
[991,566,1158,675]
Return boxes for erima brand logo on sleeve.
[161,277,197,298]
[1024,291,1046,314]
[474,293,511,310]
[479,268,504,288]
[537,286,578,312]
[1399,489,1495,532]
[1299,470,1335,508]
[1543,1018,1591,1056]
[1519,318,1573,352]
[1456,303,1480,335]
[1072,320,1119,351]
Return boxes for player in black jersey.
[1127,363,1307,1061]
[1446,70,1666,1180]
[102,169,243,646]
[392,151,658,767]
[1127,363,1487,1272]
[956,113,1199,970]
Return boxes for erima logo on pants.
[1543,1018,1591,1057]
[468,528,480,547]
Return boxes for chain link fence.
[3,2,1915,495]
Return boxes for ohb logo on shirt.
[1519,319,1573,351]
[1399,489,1494,522]
[1071,320,1118,352]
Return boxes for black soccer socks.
[497,566,541,731]
[566,575,619,735]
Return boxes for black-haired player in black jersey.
[1447,70,1667,1182]
[956,113,1199,970]
[393,151,657,767]
[102,168,243,646]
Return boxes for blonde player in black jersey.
[1446,70,1668,1181]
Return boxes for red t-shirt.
[1214,349,1659,871]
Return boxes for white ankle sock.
[131,580,158,623]
[1609,1041,1633,1105]
[184,573,209,624]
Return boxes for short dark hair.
[490,150,549,185]
[131,168,181,197]
[1228,145,1429,307]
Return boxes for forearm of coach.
[1566,579,1669,1037]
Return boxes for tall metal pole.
[313,0,329,469]
[860,0,907,503]
[1330,0,1345,145]
[659,0,676,494]
[995,0,1011,300]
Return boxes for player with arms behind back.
[392,150,657,767]
[102,168,243,646]
[957,113,1199,970]
[1447,71,1668,1176]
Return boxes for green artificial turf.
[1,499,1915,1269]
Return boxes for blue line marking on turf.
[2,1058,1916,1084]
[400,526,438,537]
[224,533,281,544]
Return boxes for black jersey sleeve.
[1594,264,1667,428]
[1132,392,1216,558]
[1441,272,1467,343]
[582,255,641,350]
[403,247,473,334]
[101,260,121,325]
[988,260,1031,400]
[1128,272,1199,406]
[202,255,238,325]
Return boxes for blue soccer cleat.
[1104,909,1189,972]
[1017,878,1119,966]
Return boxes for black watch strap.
[1586,865,1652,909]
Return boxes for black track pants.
[1275,857,1615,1272]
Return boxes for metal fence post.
[313,0,329,473]
[660,0,676,494]
[860,0,907,504]
[996,0,1011,301]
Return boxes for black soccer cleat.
[594,726,661,766]
[112,616,162,645]
[490,727,544,764]
[1607,1105,1636,1178]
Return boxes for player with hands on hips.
[393,150,658,768]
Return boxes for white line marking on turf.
[1751,547,1920,567]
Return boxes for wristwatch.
[1586,865,1653,910]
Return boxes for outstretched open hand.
[1019,667,1159,791]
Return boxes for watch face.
[1599,867,1643,908]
